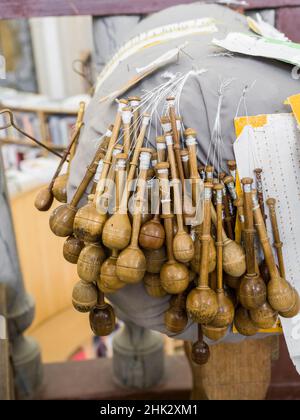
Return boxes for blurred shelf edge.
[0,137,66,150]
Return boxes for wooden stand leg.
[185,338,273,400]
[0,152,42,399]
[113,321,165,389]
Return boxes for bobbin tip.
[184,128,197,138]
[155,162,170,170]
[224,175,235,185]
[266,198,276,206]
[241,177,253,185]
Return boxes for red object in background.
[277,7,300,42]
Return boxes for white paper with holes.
[234,114,300,373]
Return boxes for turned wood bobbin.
[116,148,152,284]
[143,273,167,298]
[72,279,98,313]
[186,183,218,325]
[239,178,267,310]
[157,162,189,295]
[203,184,234,341]
[252,193,295,314]
[89,291,116,336]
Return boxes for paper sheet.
[213,33,300,67]
[233,113,300,372]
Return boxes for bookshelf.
[0,105,78,150]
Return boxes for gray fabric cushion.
[68,3,299,342]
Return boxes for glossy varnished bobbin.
[165,293,188,333]
[157,162,189,295]
[204,184,234,341]
[239,178,266,310]
[116,149,152,284]
[144,272,167,298]
[89,292,116,336]
[252,193,295,313]
[63,235,85,264]
[35,102,85,211]
[72,279,98,313]
[77,243,106,284]
[191,325,210,365]
[211,204,246,278]
[187,183,218,325]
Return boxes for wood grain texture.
[1,0,300,19]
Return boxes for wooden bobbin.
[184,128,202,209]
[165,132,194,263]
[252,193,295,313]
[144,247,167,274]
[164,293,188,334]
[53,102,86,204]
[98,250,126,294]
[239,178,266,310]
[121,107,133,155]
[224,176,237,202]
[266,198,300,318]
[234,306,259,337]
[211,204,246,278]
[156,136,167,163]
[190,225,216,275]
[128,96,141,143]
[116,148,152,284]
[191,325,210,365]
[227,160,237,181]
[204,184,234,340]
[77,243,106,283]
[89,291,116,336]
[49,134,108,237]
[157,162,189,295]
[102,114,150,251]
[143,272,167,298]
[180,149,190,179]
[254,168,267,223]
[234,197,245,233]
[72,279,98,313]
[167,97,185,192]
[186,183,218,325]
[35,103,85,211]
[63,235,85,264]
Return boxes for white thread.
[181,155,189,163]
[140,152,151,170]
[161,198,171,203]
[105,129,113,138]
[162,123,172,133]
[165,135,173,146]
[94,160,104,183]
[152,159,158,167]
[186,136,197,146]
[157,143,166,150]
[176,120,181,130]
[116,160,127,169]
[130,100,140,108]
[167,98,176,107]
[142,116,150,126]
[122,109,133,125]
[244,184,252,193]
[118,102,127,112]
[157,169,169,174]
[113,148,122,157]
[205,188,212,200]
